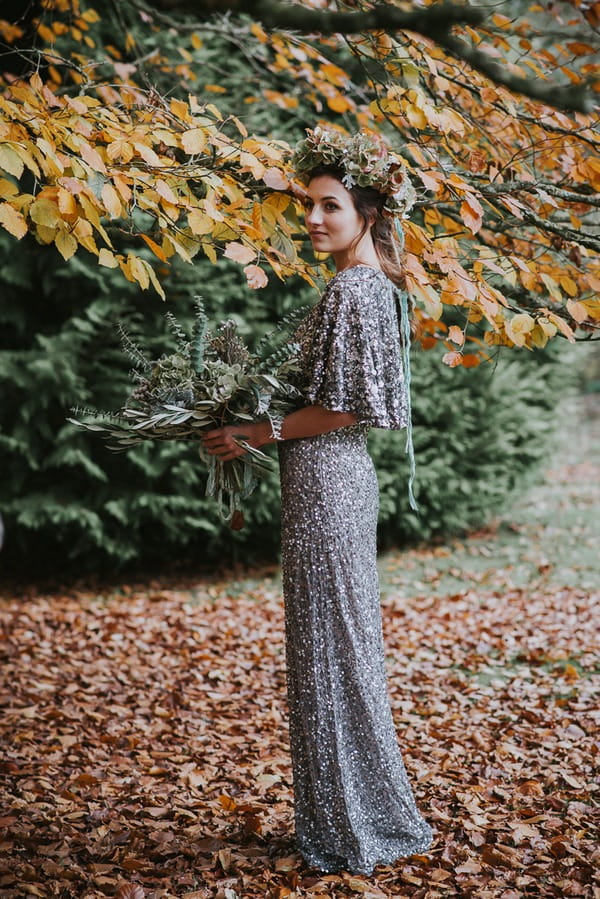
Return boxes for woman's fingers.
[201,430,225,445]
[202,436,236,450]
[200,428,246,459]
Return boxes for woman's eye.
[325,203,338,211]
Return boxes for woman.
[201,129,434,874]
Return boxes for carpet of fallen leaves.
[1,406,599,899]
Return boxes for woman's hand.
[200,422,270,462]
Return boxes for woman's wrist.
[250,420,278,448]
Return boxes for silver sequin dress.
[278,265,434,875]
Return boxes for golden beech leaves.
[0,1,599,364]
[0,75,305,298]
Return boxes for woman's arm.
[201,405,356,462]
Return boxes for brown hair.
[306,164,406,289]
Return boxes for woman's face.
[303,175,367,260]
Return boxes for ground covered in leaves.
[1,401,599,899]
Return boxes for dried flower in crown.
[291,127,416,218]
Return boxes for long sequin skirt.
[278,426,434,875]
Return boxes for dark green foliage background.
[0,227,580,579]
[371,343,577,546]
[0,6,585,579]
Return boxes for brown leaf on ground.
[115,885,146,899]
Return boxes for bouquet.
[68,300,304,527]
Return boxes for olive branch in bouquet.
[68,298,307,526]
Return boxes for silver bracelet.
[269,417,284,441]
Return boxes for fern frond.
[116,323,151,372]
[164,311,189,354]
[190,295,209,373]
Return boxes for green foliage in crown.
[291,127,417,217]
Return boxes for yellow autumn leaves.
[0,75,305,298]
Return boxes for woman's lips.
[309,231,327,238]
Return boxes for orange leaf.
[79,142,107,173]
[115,885,145,899]
[140,234,168,263]
[188,208,213,236]
[101,182,122,219]
[558,275,578,297]
[581,299,600,321]
[542,310,576,343]
[244,264,268,289]
[566,299,587,323]
[155,179,179,205]
[567,42,596,55]
[181,128,206,155]
[416,169,444,193]
[169,98,192,121]
[448,325,465,345]
[442,351,462,367]
[327,94,354,113]
[263,168,289,191]
[0,202,27,239]
[224,241,256,265]
[411,282,442,320]
[107,140,134,163]
[505,312,535,346]
[134,142,161,166]
[500,196,525,219]
[460,195,483,234]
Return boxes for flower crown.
[291,127,416,218]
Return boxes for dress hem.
[297,829,434,876]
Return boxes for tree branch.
[141,0,597,113]
[436,31,595,114]
[144,0,486,34]
[515,209,600,251]
[479,180,600,209]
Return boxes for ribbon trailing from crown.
[393,223,419,513]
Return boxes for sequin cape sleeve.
[303,267,409,430]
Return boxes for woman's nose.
[306,205,322,225]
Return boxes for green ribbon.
[394,219,419,513]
